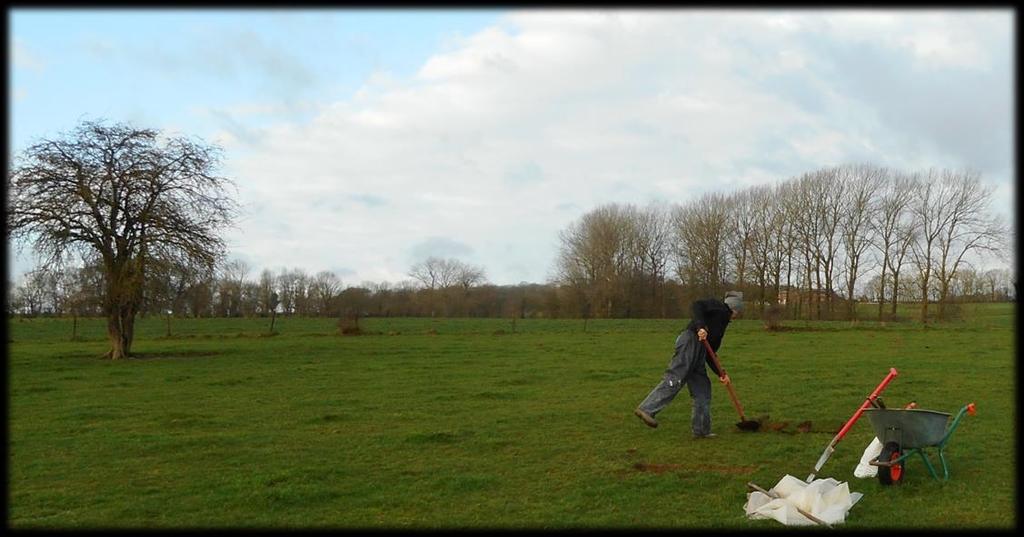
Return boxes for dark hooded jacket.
[684,298,734,376]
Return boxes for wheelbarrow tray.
[863,408,951,448]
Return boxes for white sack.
[854,437,884,478]
[743,474,863,526]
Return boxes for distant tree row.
[553,164,1012,322]
[8,255,1014,322]
[9,162,1015,323]
[6,121,1015,332]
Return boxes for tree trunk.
[814,261,823,321]
[106,305,136,360]
[878,253,889,321]
[938,281,949,321]
[891,270,900,316]
[920,273,930,324]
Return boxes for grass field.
[7,303,1016,528]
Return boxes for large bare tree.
[789,172,826,319]
[870,170,916,320]
[7,120,238,358]
[672,192,732,298]
[633,202,673,317]
[748,184,779,315]
[932,170,1007,319]
[409,256,486,316]
[409,257,459,290]
[910,169,956,323]
[816,167,846,317]
[555,203,636,317]
[726,190,756,289]
[838,164,885,319]
[309,270,342,316]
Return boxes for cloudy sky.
[8,8,1015,286]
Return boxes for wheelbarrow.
[863,402,976,485]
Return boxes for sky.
[8,8,1016,287]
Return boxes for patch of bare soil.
[129,351,221,361]
[631,462,760,476]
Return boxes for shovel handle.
[832,367,899,444]
[701,338,747,421]
[700,337,727,377]
[808,368,899,481]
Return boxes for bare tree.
[672,193,732,298]
[816,167,846,317]
[887,198,919,318]
[276,268,299,315]
[293,269,311,316]
[184,275,214,318]
[309,270,342,316]
[789,172,825,319]
[13,270,50,316]
[555,204,636,317]
[932,170,1008,319]
[453,261,487,291]
[7,120,238,358]
[839,164,885,319]
[633,202,673,317]
[910,169,956,323]
[409,257,460,290]
[726,190,756,290]
[748,184,779,316]
[217,259,250,317]
[870,170,916,320]
[775,180,801,318]
[257,269,278,316]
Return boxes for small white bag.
[853,437,884,478]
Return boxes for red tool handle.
[700,337,728,377]
[832,367,899,443]
[700,338,747,421]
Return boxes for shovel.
[806,367,898,482]
[700,338,764,431]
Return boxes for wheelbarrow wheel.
[877,441,904,486]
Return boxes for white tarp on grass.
[744,474,864,526]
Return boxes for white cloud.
[218,9,1013,285]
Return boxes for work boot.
[634,408,658,428]
[693,432,717,439]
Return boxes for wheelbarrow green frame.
[870,403,975,481]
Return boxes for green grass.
[7,304,1016,528]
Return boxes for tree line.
[6,121,1015,359]
[554,164,1012,322]
[10,164,1014,322]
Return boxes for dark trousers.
[637,329,712,436]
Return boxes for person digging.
[634,291,744,438]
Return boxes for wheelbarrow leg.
[915,449,940,481]
[931,403,975,482]
[938,448,950,481]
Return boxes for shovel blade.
[736,414,769,431]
